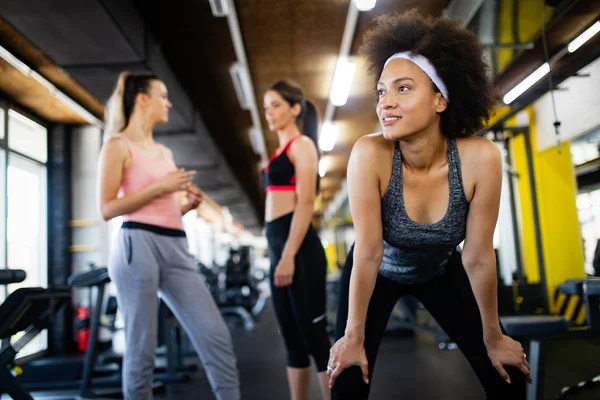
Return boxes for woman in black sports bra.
[262,80,331,400]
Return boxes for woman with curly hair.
[327,10,531,399]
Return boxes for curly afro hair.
[360,9,496,138]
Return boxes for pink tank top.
[117,134,184,231]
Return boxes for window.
[197,219,216,267]
[0,107,48,358]
[577,190,600,275]
[0,148,5,303]
[8,109,48,163]
[0,108,5,141]
[6,153,48,358]
[571,127,600,166]
[7,153,47,293]
[182,212,199,257]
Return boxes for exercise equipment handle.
[0,269,27,284]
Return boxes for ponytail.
[103,71,159,141]
[299,100,319,153]
[103,72,129,140]
[301,99,321,191]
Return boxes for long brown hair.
[103,72,159,139]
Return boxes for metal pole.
[504,135,525,282]
[523,128,549,312]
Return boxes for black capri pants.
[266,212,331,371]
[332,244,526,399]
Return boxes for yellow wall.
[517,0,553,42]
[497,0,516,72]
[509,107,585,312]
[489,106,511,127]
[534,143,586,312]
[497,0,554,73]
[324,243,338,274]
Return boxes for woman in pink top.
[97,72,240,400]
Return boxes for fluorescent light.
[503,63,550,104]
[319,159,328,177]
[568,21,600,53]
[229,63,251,110]
[55,91,101,125]
[355,0,376,11]
[319,121,338,152]
[248,126,266,156]
[330,58,356,107]
[0,44,103,126]
[209,0,229,17]
[0,45,31,75]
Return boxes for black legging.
[332,245,526,399]
[266,212,331,371]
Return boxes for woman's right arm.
[97,137,195,221]
[97,137,161,221]
[345,137,385,342]
[328,135,385,387]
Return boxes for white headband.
[383,52,449,101]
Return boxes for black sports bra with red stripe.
[260,135,301,193]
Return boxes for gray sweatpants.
[108,227,240,400]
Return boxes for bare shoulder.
[289,135,318,162]
[349,133,393,195]
[352,132,392,159]
[158,143,174,159]
[102,135,129,157]
[456,136,501,173]
[293,135,317,150]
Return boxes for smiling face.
[376,58,447,141]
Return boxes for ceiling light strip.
[223,0,268,163]
[503,20,600,104]
[322,3,360,126]
[0,44,103,126]
[320,1,368,222]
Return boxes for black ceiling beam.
[481,34,600,134]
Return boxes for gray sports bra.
[379,138,469,284]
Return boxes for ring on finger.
[327,365,334,373]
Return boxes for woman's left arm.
[461,139,531,384]
[180,184,203,215]
[461,140,503,343]
[274,137,318,287]
[162,146,203,215]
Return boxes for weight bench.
[500,278,600,400]
[583,279,600,331]
[555,279,585,325]
[0,278,71,400]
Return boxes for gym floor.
[5,302,599,399]
[158,302,486,400]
